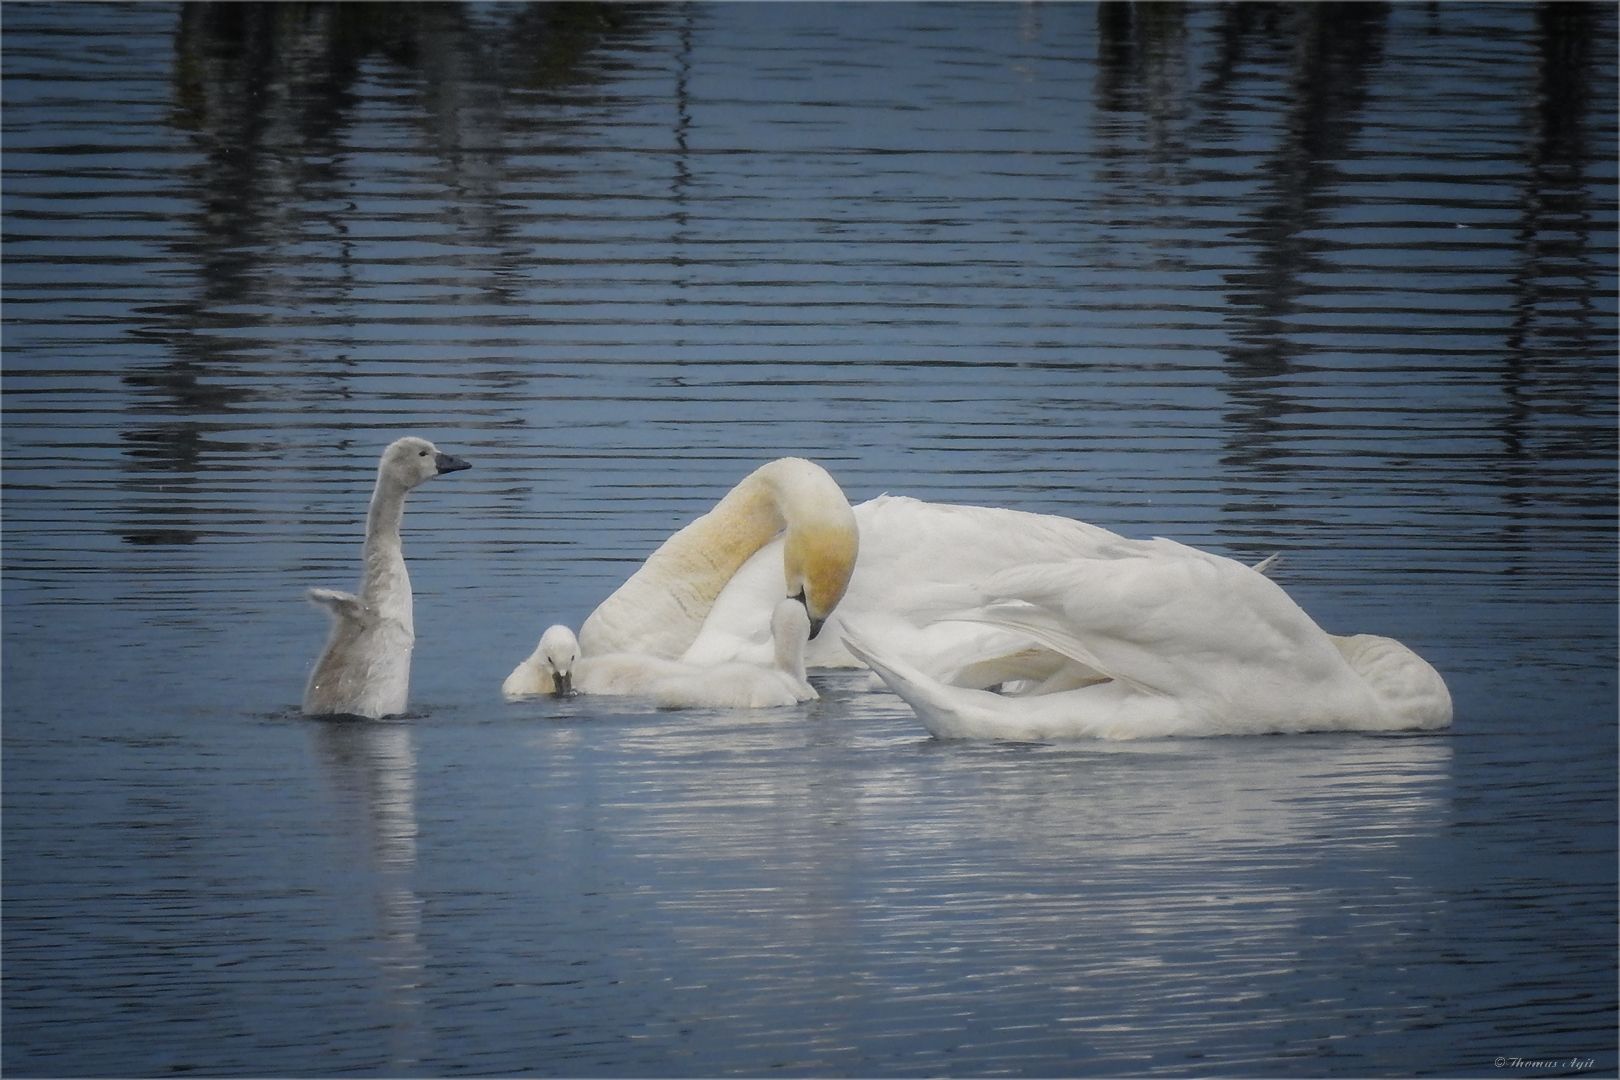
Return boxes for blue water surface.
[3,3,1616,1077]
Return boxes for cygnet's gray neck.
[360,475,412,605]
[366,474,409,541]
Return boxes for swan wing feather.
[307,587,367,625]
[953,602,1162,696]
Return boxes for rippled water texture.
[4,3,1616,1077]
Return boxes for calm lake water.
[3,2,1616,1077]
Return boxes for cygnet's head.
[536,623,581,695]
[502,624,581,698]
[380,436,472,490]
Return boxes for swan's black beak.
[435,452,472,475]
[552,670,574,697]
[793,589,826,639]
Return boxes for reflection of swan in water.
[506,600,817,709]
[312,722,420,870]
[303,437,471,718]
[841,544,1453,740]
[309,721,425,1069]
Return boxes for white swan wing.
[809,496,1154,669]
[969,543,1352,695]
[842,627,1183,740]
[679,539,785,666]
[680,494,1143,670]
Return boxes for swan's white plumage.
[502,624,581,697]
[516,462,1449,736]
[842,543,1453,739]
[574,650,693,696]
[577,458,857,661]
[684,495,1145,677]
[506,601,816,709]
[302,437,470,719]
[652,599,817,708]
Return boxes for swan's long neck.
[361,473,413,629]
[579,458,855,659]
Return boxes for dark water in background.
[3,2,1615,1076]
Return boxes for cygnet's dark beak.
[552,670,574,697]
[435,452,472,475]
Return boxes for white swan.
[501,624,581,697]
[302,437,471,718]
[504,600,816,709]
[529,463,1447,733]
[842,544,1453,740]
[686,496,1295,686]
[577,458,858,660]
[683,495,1153,676]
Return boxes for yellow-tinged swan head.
[784,523,857,636]
[768,459,859,637]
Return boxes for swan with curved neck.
[303,437,471,718]
[577,457,858,660]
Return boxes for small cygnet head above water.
[381,436,472,489]
[503,624,582,698]
[536,624,581,695]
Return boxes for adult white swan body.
[683,495,1147,677]
[505,600,817,709]
[842,542,1454,740]
[302,437,471,718]
[577,457,858,660]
